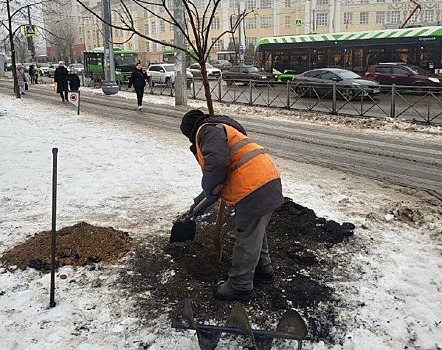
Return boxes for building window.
[344,12,353,25]
[260,16,272,28]
[212,38,223,50]
[211,17,220,30]
[245,37,257,46]
[391,11,400,24]
[245,0,256,9]
[229,0,239,8]
[424,10,434,23]
[360,0,368,3]
[152,42,157,52]
[360,12,369,24]
[260,0,272,9]
[160,21,165,32]
[245,17,257,29]
[284,0,291,7]
[316,13,328,27]
[150,22,156,35]
[144,24,148,35]
[285,16,291,28]
[317,0,329,5]
[376,0,385,2]
[376,11,385,24]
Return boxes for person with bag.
[127,62,148,110]
[180,109,284,302]
[54,61,69,102]
[16,63,27,95]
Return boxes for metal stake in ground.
[49,147,58,308]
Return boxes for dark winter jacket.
[190,114,284,230]
[67,73,81,91]
[54,66,69,92]
[128,68,148,90]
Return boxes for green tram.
[83,48,139,83]
[255,26,442,76]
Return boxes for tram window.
[394,47,417,64]
[313,50,327,68]
[344,49,352,70]
[353,47,363,73]
[420,46,434,69]
[329,50,342,67]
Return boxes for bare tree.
[48,19,77,62]
[76,0,253,114]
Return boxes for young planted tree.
[75,0,253,114]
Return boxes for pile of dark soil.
[0,222,132,270]
[0,198,355,345]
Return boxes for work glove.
[188,192,219,218]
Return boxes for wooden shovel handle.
[214,200,226,263]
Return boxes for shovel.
[170,185,223,244]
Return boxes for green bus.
[84,48,139,83]
[255,26,442,76]
[162,48,196,65]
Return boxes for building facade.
[44,0,441,64]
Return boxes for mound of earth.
[0,222,132,271]
[0,198,355,345]
[120,197,355,344]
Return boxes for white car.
[68,63,85,74]
[146,63,193,88]
[188,62,222,79]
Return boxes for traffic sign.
[295,19,302,27]
[239,45,245,54]
[24,24,37,37]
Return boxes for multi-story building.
[44,0,441,64]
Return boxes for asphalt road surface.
[1,79,441,201]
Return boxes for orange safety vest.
[195,123,280,206]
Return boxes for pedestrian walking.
[67,68,81,91]
[54,61,69,102]
[28,64,35,84]
[34,64,40,84]
[179,109,284,302]
[16,63,27,95]
[128,62,148,110]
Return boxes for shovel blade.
[170,220,196,243]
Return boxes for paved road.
[1,78,441,201]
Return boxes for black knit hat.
[180,109,205,139]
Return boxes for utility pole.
[27,5,35,61]
[101,0,119,95]
[238,3,245,65]
[174,0,187,106]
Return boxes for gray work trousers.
[228,212,273,291]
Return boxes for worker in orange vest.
[180,109,284,301]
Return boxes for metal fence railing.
[90,76,442,125]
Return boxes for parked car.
[292,68,380,100]
[364,62,442,89]
[146,63,193,88]
[222,65,275,86]
[47,63,59,77]
[68,63,85,74]
[188,62,221,79]
[209,59,232,71]
[38,62,51,76]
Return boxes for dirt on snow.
[0,198,355,346]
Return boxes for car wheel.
[340,87,355,101]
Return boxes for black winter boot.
[254,264,275,284]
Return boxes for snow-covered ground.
[0,89,441,350]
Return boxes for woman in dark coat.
[128,62,148,110]
[54,61,69,102]
[67,69,81,91]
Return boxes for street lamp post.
[101,0,119,95]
